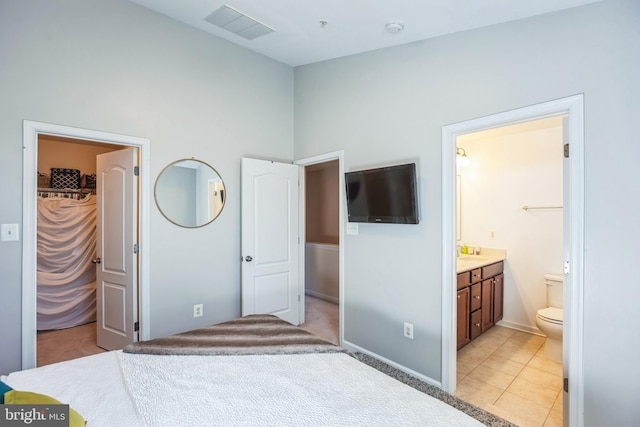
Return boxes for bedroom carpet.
[37,321,106,367]
[354,353,516,427]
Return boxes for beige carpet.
[299,295,339,345]
[37,322,106,367]
[37,296,339,367]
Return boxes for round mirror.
[154,158,225,228]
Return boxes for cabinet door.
[456,288,471,350]
[493,273,504,323]
[470,310,483,340]
[481,279,493,332]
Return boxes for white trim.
[294,150,344,345]
[441,95,584,427]
[21,120,151,369]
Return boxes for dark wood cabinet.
[456,288,470,349]
[457,261,504,350]
[493,273,504,323]
[481,279,493,332]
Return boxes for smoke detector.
[385,21,404,34]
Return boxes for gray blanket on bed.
[123,314,348,356]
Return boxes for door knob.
[244,256,253,262]
[92,257,101,264]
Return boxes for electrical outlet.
[403,322,414,339]
[193,304,203,318]
[346,223,359,235]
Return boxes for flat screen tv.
[345,163,419,224]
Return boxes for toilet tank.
[544,273,564,308]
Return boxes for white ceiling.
[128,0,600,67]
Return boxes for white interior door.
[241,158,300,325]
[96,148,139,350]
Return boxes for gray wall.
[0,0,293,373]
[294,0,640,425]
[2,0,640,424]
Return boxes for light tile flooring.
[455,326,563,427]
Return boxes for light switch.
[1,224,19,241]
[346,223,359,235]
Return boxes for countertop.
[456,248,506,273]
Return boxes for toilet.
[535,274,563,362]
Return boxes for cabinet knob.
[475,323,481,327]
[474,295,480,299]
[457,295,461,299]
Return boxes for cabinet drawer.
[457,272,471,290]
[470,283,482,312]
[471,268,482,283]
[470,310,483,340]
[482,261,503,279]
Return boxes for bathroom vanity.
[456,255,505,350]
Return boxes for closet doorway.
[22,120,151,370]
[36,135,122,366]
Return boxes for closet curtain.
[37,195,97,330]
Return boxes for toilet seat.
[537,307,563,324]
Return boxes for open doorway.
[452,116,565,425]
[22,120,151,370]
[441,95,584,426]
[35,135,123,366]
[295,151,345,346]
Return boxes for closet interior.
[36,135,120,363]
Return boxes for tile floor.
[455,326,563,427]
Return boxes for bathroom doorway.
[453,116,564,425]
[441,95,585,426]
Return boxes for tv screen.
[345,163,419,224]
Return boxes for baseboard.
[341,339,442,389]
[496,319,545,337]
[305,290,338,304]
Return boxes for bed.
[2,315,485,426]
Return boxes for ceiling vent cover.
[204,5,274,40]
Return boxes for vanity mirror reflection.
[154,158,225,228]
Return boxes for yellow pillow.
[3,390,86,427]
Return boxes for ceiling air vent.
[204,5,274,40]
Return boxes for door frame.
[294,150,345,344]
[22,120,151,369]
[441,95,584,425]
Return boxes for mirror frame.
[154,158,226,228]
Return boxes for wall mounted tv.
[345,162,419,224]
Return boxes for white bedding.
[3,351,483,427]
[1,352,141,426]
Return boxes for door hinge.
[134,166,140,176]
[298,294,300,302]
[134,321,140,332]
[563,377,569,393]
[563,260,570,275]
[564,143,570,158]
[133,243,139,254]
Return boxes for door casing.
[21,120,151,369]
[441,95,584,426]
